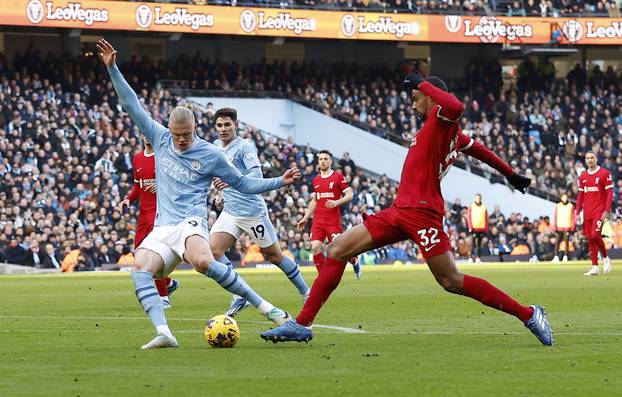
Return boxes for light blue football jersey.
[220,137,268,217]
[108,65,283,226]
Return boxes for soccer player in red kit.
[297,150,360,278]
[120,134,179,308]
[262,73,553,346]
[576,151,613,276]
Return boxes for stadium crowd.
[1,48,621,270]
[136,0,622,17]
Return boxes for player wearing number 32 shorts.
[262,73,553,347]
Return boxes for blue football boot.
[260,320,313,343]
[524,305,553,346]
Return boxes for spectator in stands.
[40,243,62,270]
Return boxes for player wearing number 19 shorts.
[209,108,310,317]
[576,151,613,276]
[262,72,553,346]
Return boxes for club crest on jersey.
[191,160,201,170]
[329,182,334,189]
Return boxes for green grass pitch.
[1,262,621,396]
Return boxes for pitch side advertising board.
[2,0,622,44]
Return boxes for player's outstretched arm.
[418,81,464,121]
[97,39,166,145]
[459,133,530,193]
[213,150,300,194]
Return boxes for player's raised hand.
[212,177,229,190]
[507,173,531,194]
[325,200,338,209]
[119,198,130,211]
[297,216,308,231]
[97,39,117,67]
[282,167,301,185]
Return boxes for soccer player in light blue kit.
[209,108,310,316]
[98,39,298,349]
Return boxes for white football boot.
[562,255,568,262]
[141,333,178,350]
[583,266,599,276]
[551,256,560,263]
[603,257,612,274]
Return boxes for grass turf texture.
[1,262,621,397]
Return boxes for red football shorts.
[135,222,155,249]
[363,206,450,259]
[583,218,603,239]
[310,223,344,244]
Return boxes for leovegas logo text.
[239,9,316,35]
[446,16,533,43]
[584,21,622,39]
[26,0,109,26]
[340,13,419,38]
[135,4,214,31]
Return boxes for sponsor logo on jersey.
[139,178,156,189]
[318,192,335,199]
[585,186,600,192]
[162,158,199,183]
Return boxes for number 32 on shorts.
[417,228,440,251]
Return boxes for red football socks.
[313,252,325,273]
[462,274,533,323]
[154,277,170,297]
[297,257,347,326]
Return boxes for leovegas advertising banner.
[1,0,621,44]
[434,15,622,45]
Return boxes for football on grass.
[204,315,240,348]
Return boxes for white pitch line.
[0,315,366,334]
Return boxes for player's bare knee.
[265,251,283,264]
[436,274,463,294]
[311,241,323,254]
[326,241,347,261]
[192,257,212,274]
[211,247,225,260]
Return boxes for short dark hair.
[318,149,333,158]
[424,76,448,92]
[214,108,237,122]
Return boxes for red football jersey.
[127,150,156,224]
[577,167,613,220]
[393,85,472,215]
[312,170,350,226]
